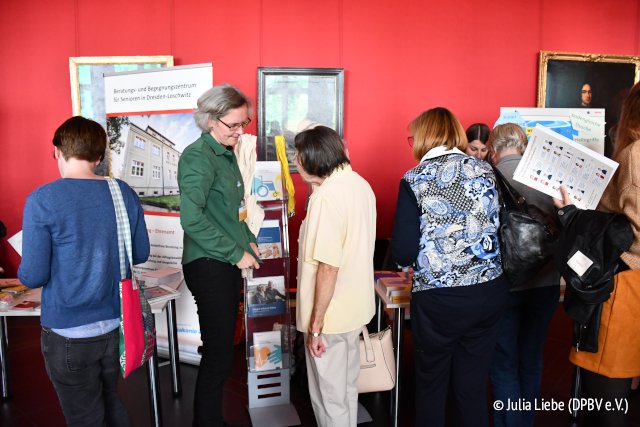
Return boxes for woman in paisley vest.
[392,107,509,427]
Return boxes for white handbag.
[356,325,396,393]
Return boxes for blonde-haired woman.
[392,107,508,427]
[489,123,560,427]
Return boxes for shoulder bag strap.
[492,165,527,212]
[106,178,135,286]
[361,325,375,363]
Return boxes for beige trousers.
[305,329,361,427]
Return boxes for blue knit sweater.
[18,178,150,329]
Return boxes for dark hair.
[52,116,106,162]
[294,126,349,178]
[465,123,490,144]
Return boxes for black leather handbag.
[494,168,557,288]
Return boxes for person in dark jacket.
[554,80,640,427]
[488,123,560,427]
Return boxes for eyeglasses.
[218,117,251,131]
[407,136,414,147]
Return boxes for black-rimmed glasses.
[218,117,251,131]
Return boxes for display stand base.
[247,401,369,426]
[248,403,300,427]
[357,402,373,424]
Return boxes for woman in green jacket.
[178,84,259,427]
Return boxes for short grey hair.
[489,123,527,155]
[193,84,252,131]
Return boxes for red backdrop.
[1,0,640,276]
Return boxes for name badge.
[239,200,248,222]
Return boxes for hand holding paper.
[553,186,573,209]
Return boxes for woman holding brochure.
[488,123,560,427]
[178,84,260,427]
[555,80,640,427]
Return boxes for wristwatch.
[311,331,321,338]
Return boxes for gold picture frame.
[537,51,640,108]
[69,55,174,118]
[69,56,173,175]
[538,51,640,157]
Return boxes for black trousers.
[581,369,631,427]
[411,275,509,427]
[183,257,242,427]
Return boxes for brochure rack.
[245,197,300,426]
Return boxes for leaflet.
[256,219,282,259]
[252,161,284,201]
[512,125,618,210]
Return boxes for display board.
[495,107,605,154]
[104,63,213,363]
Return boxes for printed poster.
[495,107,605,154]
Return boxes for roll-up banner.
[104,63,213,364]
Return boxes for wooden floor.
[3,307,640,426]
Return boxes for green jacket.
[178,132,257,265]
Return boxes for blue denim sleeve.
[391,179,420,267]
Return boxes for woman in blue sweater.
[18,116,150,427]
[392,107,508,427]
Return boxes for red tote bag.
[107,178,156,378]
[119,277,155,377]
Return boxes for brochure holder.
[245,190,300,426]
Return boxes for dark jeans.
[490,285,560,427]
[41,327,130,427]
[183,257,242,427]
[411,275,509,427]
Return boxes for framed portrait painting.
[69,55,174,175]
[257,67,344,171]
[538,51,640,157]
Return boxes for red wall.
[1,0,639,276]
